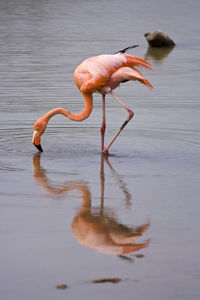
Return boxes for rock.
[144,30,175,47]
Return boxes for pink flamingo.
[32,46,153,154]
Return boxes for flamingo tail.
[115,44,139,54]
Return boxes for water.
[0,0,200,299]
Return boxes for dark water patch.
[90,277,122,284]
[56,284,68,290]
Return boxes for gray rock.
[144,30,175,47]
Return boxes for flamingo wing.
[111,67,153,89]
[74,53,153,93]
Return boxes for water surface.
[0,0,200,299]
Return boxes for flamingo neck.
[43,93,93,123]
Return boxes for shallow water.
[0,0,200,299]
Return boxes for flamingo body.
[74,53,152,94]
[32,51,153,153]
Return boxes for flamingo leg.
[102,91,134,154]
[100,94,106,152]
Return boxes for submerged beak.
[34,143,43,152]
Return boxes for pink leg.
[102,91,134,154]
[101,94,106,152]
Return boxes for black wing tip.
[115,44,139,54]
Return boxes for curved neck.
[43,93,93,123]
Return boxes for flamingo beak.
[34,143,43,152]
[32,130,43,152]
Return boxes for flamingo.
[32,45,153,154]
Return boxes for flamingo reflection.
[32,154,150,257]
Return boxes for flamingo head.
[32,118,47,152]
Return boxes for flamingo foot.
[102,148,109,156]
